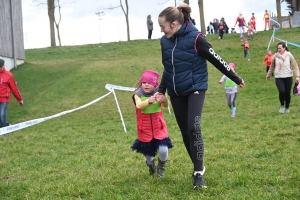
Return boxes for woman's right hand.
[266,75,271,81]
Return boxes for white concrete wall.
[0,56,24,71]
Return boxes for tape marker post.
[0,92,112,136]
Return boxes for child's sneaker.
[279,106,285,113]
[231,114,235,118]
[248,59,250,61]
[285,108,290,113]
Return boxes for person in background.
[250,13,256,33]
[209,22,214,34]
[218,20,225,40]
[157,3,245,189]
[212,18,219,35]
[234,13,246,41]
[219,63,239,118]
[221,17,229,34]
[263,10,270,31]
[266,42,300,113]
[231,27,236,34]
[263,49,273,76]
[247,21,254,40]
[0,59,24,128]
[147,15,153,39]
[241,39,251,61]
[131,70,173,177]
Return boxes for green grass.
[1,28,300,199]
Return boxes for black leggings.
[170,91,205,171]
[275,77,293,108]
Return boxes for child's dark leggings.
[170,91,205,172]
[275,77,293,108]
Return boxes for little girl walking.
[219,63,239,118]
[131,70,173,177]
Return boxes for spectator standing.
[147,15,153,39]
[263,10,270,30]
[0,59,24,128]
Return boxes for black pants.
[275,77,293,108]
[148,30,152,39]
[170,91,205,171]
[219,30,224,39]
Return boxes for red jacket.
[0,68,22,103]
[135,107,168,142]
[263,54,273,66]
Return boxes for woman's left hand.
[296,76,300,83]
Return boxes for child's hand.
[219,80,223,84]
[154,92,165,103]
[148,95,156,104]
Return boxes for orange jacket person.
[263,10,270,30]
[250,13,256,32]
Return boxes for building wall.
[0,0,25,70]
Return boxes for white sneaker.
[285,108,290,113]
[279,106,285,113]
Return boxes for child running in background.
[247,21,254,40]
[250,13,256,33]
[218,20,225,40]
[131,70,173,177]
[263,49,274,76]
[241,40,251,61]
[219,63,239,118]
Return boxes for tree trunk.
[120,0,130,41]
[276,0,282,27]
[198,0,205,33]
[47,0,56,46]
[54,0,62,46]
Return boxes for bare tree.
[54,0,62,46]
[47,0,56,46]
[120,0,130,41]
[198,0,205,33]
[276,0,283,27]
[33,0,71,46]
[281,0,300,15]
[103,0,131,41]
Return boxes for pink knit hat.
[140,70,159,87]
[228,62,236,70]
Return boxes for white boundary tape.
[0,84,171,136]
[0,92,112,136]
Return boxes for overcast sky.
[21,0,290,49]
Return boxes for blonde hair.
[158,3,191,25]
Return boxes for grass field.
[1,28,300,199]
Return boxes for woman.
[147,15,153,39]
[234,13,246,41]
[266,42,300,113]
[156,3,245,189]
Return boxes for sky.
[21,0,290,49]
